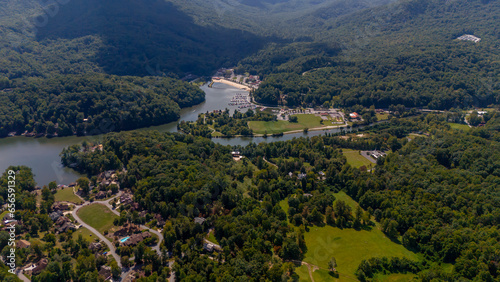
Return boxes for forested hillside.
[0,74,204,137]
[250,0,500,109]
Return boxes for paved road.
[60,191,165,280]
[16,270,30,282]
[97,193,164,255]
[72,203,122,269]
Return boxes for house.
[349,112,360,119]
[52,202,71,211]
[98,265,112,280]
[288,172,293,177]
[119,193,134,206]
[318,171,325,176]
[231,151,241,158]
[55,216,76,233]
[203,242,222,253]
[95,191,107,199]
[298,173,307,180]
[154,214,166,227]
[370,150,387,160]
[303,193,313,197]
[32,258,49,275]
[194,217,206,225]
[113,222,140,237]
[49,210,64,221]
[89,242,102,252]
[17,240,31,249]
[120,232,151,247]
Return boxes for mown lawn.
[342,149,373,169]
[77,204,118,234]
[302,192,419,278]
[295,265,311,282]
[376,112,389,121]
[72,227,98,243]
[207,231,219,245]
[448,123,470,131]
[249,114,324,134]
[55,187,83,204]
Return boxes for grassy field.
[207,231,219,245]
[376,112,389,121]
[302,192,419,278]
[342,149,374,169]
[448,123,470,131]
[295,265,311,282]
[249,114,325,134]
[77,204,118,234]
[55,187,83,204]
[72,227,98,243]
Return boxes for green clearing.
[279,198,290,215]
[448,123,470,131]
[376,112,389,121]
[313,269,344,282]
[77,204,118,234]
[249,114,325,134]
[72,227,97,243]
[342,149,374,169]
[295,265,311,282]
[207,231,219,245]
[55,187,83,204]
[302,191,419,278]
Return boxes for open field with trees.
[341,149,374,169]
[76,203,118,234]
[249,114,327,134]
[55,187,83,204]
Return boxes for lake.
[0,83,345,186]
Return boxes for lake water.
[0,83,344,186]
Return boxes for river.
[0,83,346,186]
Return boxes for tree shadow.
[36,0,272,77]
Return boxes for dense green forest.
[55,111,500,280]
[0,74,204,137]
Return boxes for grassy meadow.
[341,149,374,169]
[55,187,83,204]
[77,204,118,234]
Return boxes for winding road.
[69,191,164,280]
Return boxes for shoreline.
[212,78,252,91]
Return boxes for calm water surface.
[0,83,342,185]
